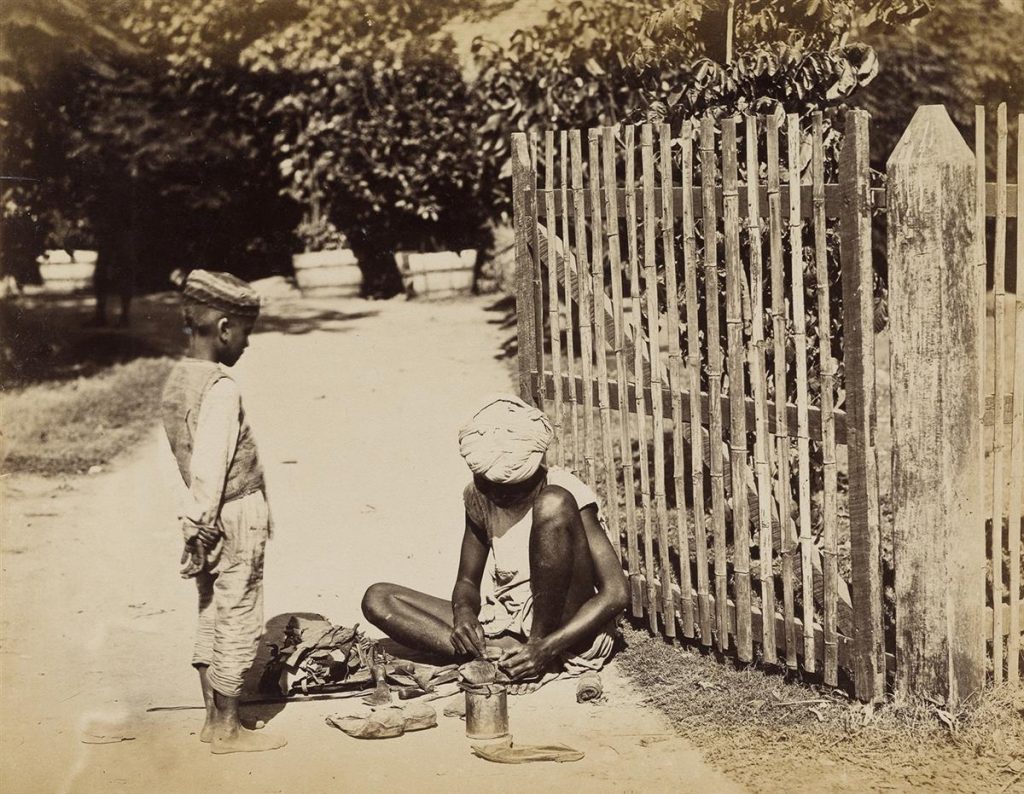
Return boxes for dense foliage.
[244,0,489,294]
[1,0,306,287]
[0,0,135,282]
[2,0,487,295]
[2,0,1020,302]
[469,0,908,409]
[857,0,1024,167]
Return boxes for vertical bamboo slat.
[513,134,539,407]
[745,115,778,663]
[974,110,989,678]
[683,120,712,645]
[544,131,563,466]
[569,132,596,488]
[560,131,581,472]
[812,112,839,686]
[991,104,1008,683]
[642,125,674,634]
[1009,114,1024,684]
[529,130,545,407]
[701,118,729,651]
[603,127,643,615]
[589,129,622,562]
[626,126,658,633]
[786,114,816,673]
[722,117,753,661]
[662,122,695,637]
[840,109,885,701]
[767,116,797,669]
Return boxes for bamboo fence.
[512,104,1022,701]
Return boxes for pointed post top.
[888,105,973,170]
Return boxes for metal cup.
[463,683,509,740]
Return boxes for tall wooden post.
[887,105,985,706]
[512,133,539,406]
[839,109,885,702]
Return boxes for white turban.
[458,394,554,484]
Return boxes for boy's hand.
[181,519,221,550]
[179,541,206,579]
[195,524,221,550]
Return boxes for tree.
[0,0,141,280]
[69,0,305,287]
[856,0,1024,167]
[1,0,307,289]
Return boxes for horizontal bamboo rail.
[638,573,1022,662]
[527,183,1020,217]
[534,372,847,443]
[634,573,891,674]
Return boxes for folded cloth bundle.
[575,671,603,703]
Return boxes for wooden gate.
[512,109,886,702]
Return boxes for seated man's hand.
[450,608,486,658]
[498,638,556,682]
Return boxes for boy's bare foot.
[210,726,286,754]
[197,666,215,743]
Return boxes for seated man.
[362,394,629,693]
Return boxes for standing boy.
[161,270,286,754]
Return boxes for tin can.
[464,684,509,740]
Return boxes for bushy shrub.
[256,39,490,294]
[244,0,489,296]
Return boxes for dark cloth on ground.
[261,616,459,699]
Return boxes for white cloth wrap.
[458,395,553,484]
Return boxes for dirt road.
[1,294,743,793]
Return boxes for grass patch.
[2,357,173,475]
[616,624,1024,793]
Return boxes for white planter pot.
[396,249,477,298]
[292,249,362,297]
[38,250,97,293]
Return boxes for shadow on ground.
[484,294,517,361]
[239,612,324,728]
[255,301,378,336]
[0,292,380,387]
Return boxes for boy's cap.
[183,270,261,317]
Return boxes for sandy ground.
[0,295,743,794]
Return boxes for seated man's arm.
[581,503,630,613]
[450,515,489,657]
[544,504,629,652]
[501,499,629,680]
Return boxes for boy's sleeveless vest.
[161,359,264,504]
